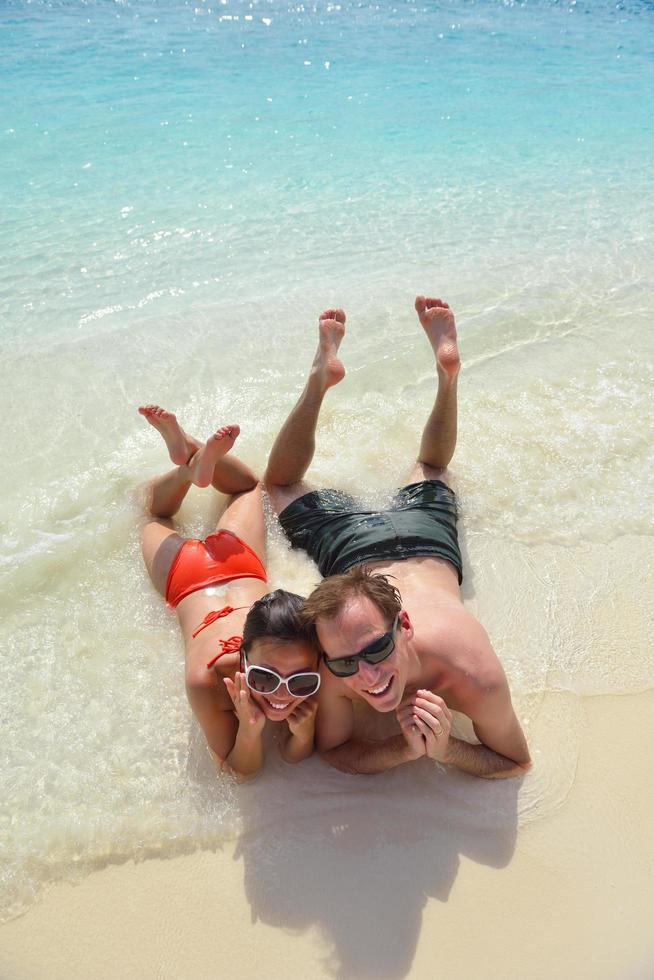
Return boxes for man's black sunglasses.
[323,615,400,678]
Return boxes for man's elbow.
[483,757,532,780]
[319,745,359,775]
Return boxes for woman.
[139,405,319,778]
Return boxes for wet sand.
[2,691,653,980]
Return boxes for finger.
[414,705,446,735]
[413,716,432,739]
[414,698,444,724]
[414,717,438,754]
[239,688,257,723]
[415,696,449,726]
[296,704,316,723]
[398,714,419,735]
[416,689,444,707]
[397,715,416,734]
[417,690,452,723]
[398,703,419,723]
[223,676,237,706]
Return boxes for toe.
[414,295,426,314]
[320,308,345,323]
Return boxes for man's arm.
[410,686,531,779]
[427,611,531,775]
[316,673,422,774]
[444,736,528,779]
[469,685,531,774]
[321,734,420,774]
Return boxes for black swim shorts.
[278,479,462,582]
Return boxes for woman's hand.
[282,698,318,763]
[223,671,266,737]
[287,698,318,742]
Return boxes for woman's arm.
[221,672,267,779]
[223,724,265,778]
[281,699,318,764]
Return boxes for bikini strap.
[192,605,248,670]
[192,605,248,638]
[206,636,243,669]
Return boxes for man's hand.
[395,697,428,761]
[400,689,453,764]
[287,698,318,742]
[223,672,266,737]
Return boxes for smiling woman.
[139,405,319,778]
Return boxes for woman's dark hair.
[241,590,314,656]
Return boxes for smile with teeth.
[264,697,292,711]
[364,677,392,697]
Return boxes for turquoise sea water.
[1,0,654,934]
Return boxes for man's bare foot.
[188,425,240,488]
[414,296,460,378]
[138,404,200,464]
[311,308,346,390]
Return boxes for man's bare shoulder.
[411,599,490,652]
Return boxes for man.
[264,296,530,778]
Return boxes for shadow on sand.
[229,715,520,980]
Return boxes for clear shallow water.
[1,0,653,922]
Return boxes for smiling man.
[264,296,530,777]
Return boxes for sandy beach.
[2,691,653,980]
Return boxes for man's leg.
[264,309,346,512]
[407,296,461,484]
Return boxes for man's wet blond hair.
[300,567,402,644]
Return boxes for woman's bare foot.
[188,425,241,488]
[414,296,460,378]
[138,404,200,464]
[310,308,346,390]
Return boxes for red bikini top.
[192,606,247,669]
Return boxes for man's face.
[316,597,408,712]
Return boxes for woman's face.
[244,638,319,721]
